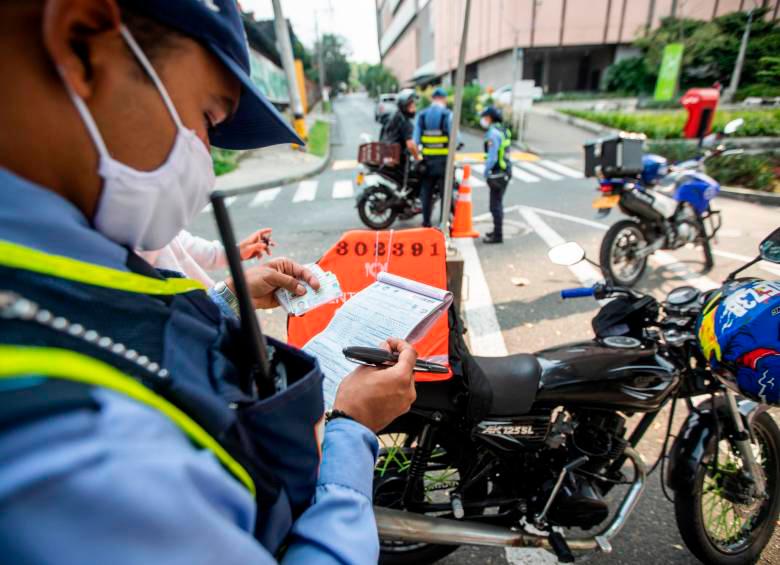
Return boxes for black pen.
[343,346,449,374]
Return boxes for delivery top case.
[584,132,646,178]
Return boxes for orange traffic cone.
[451,164,480,238]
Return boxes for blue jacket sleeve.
[0,388,379,565]
[413,111,423,146]
[484,127,500,173]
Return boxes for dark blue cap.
[480,105,503,122]
[126,0,303,149]
[432,87,447,98]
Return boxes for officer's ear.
[42,0,121,99]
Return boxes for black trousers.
[487,174,509,237]
[419,158,446,227]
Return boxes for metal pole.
[314,15,327,111]
[272,0,307,140]
[724,7,754,103]
[511,31,518,124]
[439,0,473,235]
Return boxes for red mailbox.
[681,88,719,140]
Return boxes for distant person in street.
[414,87,453,227]
[381,88,420,169]
[0,1,418,563]
[480,106,512,244]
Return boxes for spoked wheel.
[358,186,398,229]
[600,219,649,287]
[674,412,780,564]
[375,428,487,565]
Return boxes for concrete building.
[375,0,780,93]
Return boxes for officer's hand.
[333,338,417,432]
[226,258,320,309]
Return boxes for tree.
[613,8,780,92]
[358,64,399,97]
[313,33,351,91]
[604,57,654,94]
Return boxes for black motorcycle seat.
[473,354,542,416]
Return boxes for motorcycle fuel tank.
[533,340,679,412]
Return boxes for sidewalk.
[215,106,332,193]
[518,109,595,163]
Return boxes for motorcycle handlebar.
[561,286,596,299]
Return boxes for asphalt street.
[188,93,780,564]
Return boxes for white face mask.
[479,117,490,130]
[63,25,215,251]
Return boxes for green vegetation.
[602,9,780,96]
[706,153,779,192]
[561,108,780,139]
[307,120,330,157]
[645,142,779,192]
[414,84,489,128]
[211,148,240,176]
[357,64,399,97]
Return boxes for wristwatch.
[213,281,240,315]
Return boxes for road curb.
[719,186,780,206]
[214,116,334,198]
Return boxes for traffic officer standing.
[413,87,453,227]
[480,106,512,244]
[0,1,417,563]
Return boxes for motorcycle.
[593,118,744,287]
[373,229,780,564]
[355,141,462,230]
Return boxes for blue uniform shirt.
[413,102,456,147]
[0,168,380,564]
[484,124,504,174]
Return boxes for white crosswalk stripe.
[249,188,280,207]
[332,180,354,199]
[511,166,541,183]
[292,180,318,202]
[469,175,486,187]
[517,161,563,181]
[538,159,583,178]
[471,164,485,175]
[201,196,236,214]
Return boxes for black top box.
[583,132,646,178]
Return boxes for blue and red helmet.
[697,279,780,405]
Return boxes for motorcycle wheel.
[600,219,649,287]
[674,411,780,565]
[374,424,488,565]
[358,186,399,230]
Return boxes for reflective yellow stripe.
[421,135,449,144]
[422,148,449,156]
[0,240,205,295]
[0,346,255,496]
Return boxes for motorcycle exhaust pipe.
[375,447,647,554]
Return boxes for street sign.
[654,43,685,102]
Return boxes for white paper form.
[303,273,451,408]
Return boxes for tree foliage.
[358,64,399,97]
[604,8,780,93]
[313,33,351,91]
[604,57,655,94]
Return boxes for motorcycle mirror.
[759,228,780,264]
[702,133,718,147]
[548,242,586,266]
[723,118,744,135]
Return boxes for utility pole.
[723,5,755,103]
[272,0,307,140]
[440,0,472,235]
[314,15,328,111]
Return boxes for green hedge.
[561,108,780,139]
[307,120,330,157]
[211,148,240,176]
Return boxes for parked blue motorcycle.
[587,118,744,287]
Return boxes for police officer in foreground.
[0,1,417,563]
[381,88,420,169]
[480,106,512,244]
[414,87,454,228]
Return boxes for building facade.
[375,0,780,93]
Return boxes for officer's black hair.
[118,1,188,66]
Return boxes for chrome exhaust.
[375,446,647,554]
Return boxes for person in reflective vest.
[414,87,454,227]
[480,106,513,244]
[0,1,417,563]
